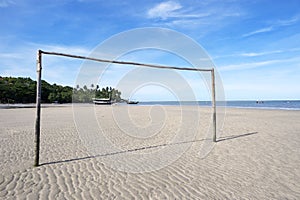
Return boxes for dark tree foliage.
[0,77,37,103]
[73,84,122,103]
[0,76,122,104]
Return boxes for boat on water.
[256,100,264,104]
[92,98,112,105]
[124,98,139,104]
[127,100,139,104]
[93,98,139,105]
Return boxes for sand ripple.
[0,106,300,199]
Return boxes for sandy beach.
[0,105,299,199]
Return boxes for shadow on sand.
[217,132,258,142]
[40,132,258,166]
[40,138,209,166]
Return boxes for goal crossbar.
[41,50,213,72]
[34,49,217,167]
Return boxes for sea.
[137,100,300,110]
[1,100,299,110]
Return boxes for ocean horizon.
[136,100,300,110]
[1,100,300,110]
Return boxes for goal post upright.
[211,68,217,142]
[34,50,42,167]
[33,49,218,167]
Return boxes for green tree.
[0,76,123,104]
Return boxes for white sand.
[0,105,299,199]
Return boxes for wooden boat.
[127,100,139,104]
[93,98,112,105]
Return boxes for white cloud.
[219,57,300,72]
[147,1,213,21]
[146,0,243,33]
[239,51,281,57]
[0,42,93,85]
[219,60,278,71]
[31,43,91,56]
[0,53,22,59]
[242,26,274,37]
[147,1,182,19]
[0,0,15,8]
[277,16,299,26]
[213,48,300,59]
[243,15,299,37]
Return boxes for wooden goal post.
[34,49,217,167]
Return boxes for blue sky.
[1,0,300,100]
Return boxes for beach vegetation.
[0,76,122,104]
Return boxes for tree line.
[0,76,122,104]
[73,84,122,103]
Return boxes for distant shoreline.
[0,103,72,109]
[1,100,300,110]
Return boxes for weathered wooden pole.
[32,49,217,165]
[211,68,217,142]
[40,50,213,72]
[34,50,42,167]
